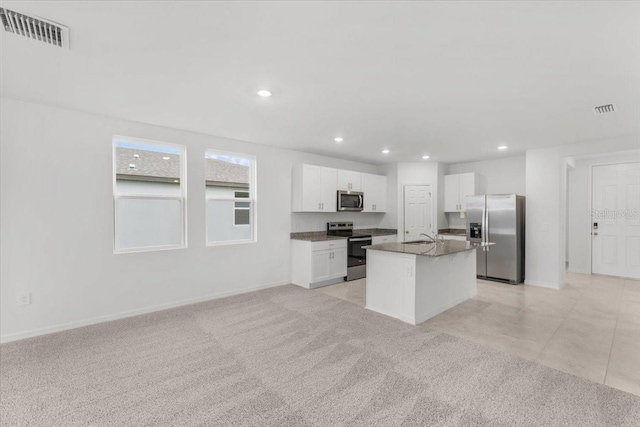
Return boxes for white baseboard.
[567,268,590,274]
[524,279,561,290]
[0,281,289,344]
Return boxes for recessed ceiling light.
[173,179,179,183]
[381,149,390,154]
[334,137,344,143]
[162,156,170,160]
[498,145,508,150]
[256,90,272,97]
[422,155,430,160]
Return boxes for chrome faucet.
[419,232,442,244]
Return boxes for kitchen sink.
[405,240,436,245]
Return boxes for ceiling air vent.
[593,103,617,115]
[0,7,69,48]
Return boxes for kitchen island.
[365,240,492,325]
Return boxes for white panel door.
[444,175,460,212]
[403,185,432,242]
[592,162,640,278]
[301,165,322,212]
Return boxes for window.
[206,150,255,245]
[234,191,251,225]
[113,136,186,253]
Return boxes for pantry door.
[403,185,432,242]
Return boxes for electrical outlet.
[17,292,31,306]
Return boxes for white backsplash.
[291,212,385,232]
[446,213,466,230]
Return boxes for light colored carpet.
[2,285,640,426]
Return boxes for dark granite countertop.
[437,228,466,236]
[290,228,398,241]
[289,231,347,242]
[364,240,493,257]
[353,228,398,237]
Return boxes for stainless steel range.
[326,222,371,281]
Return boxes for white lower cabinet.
[372,234,397,245]
[312,247,347,283]
[291,239,348,288]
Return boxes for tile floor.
[314,272,640,396]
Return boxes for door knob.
[405,231,409,234]
[593,232,598,236]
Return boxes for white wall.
[567,151,640,274]
[443,156,526,229]
[448,155,526,195]
[0,97,383,342]
[525,136,640,290]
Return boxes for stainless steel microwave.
[337,191,364,211]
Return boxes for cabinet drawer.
[311,239,347,252]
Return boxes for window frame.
[233,191,251,227]
[112,135,188,254]
[205,149,257,247]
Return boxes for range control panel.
[469,223,482,239]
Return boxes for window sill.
[206,239,257,248]
[114,244,187,254]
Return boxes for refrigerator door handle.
[482,206,488,250]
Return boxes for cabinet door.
[301,165,322,212]
[349,171,362,192]
[443,174,460,212]
[362,174,387,212]
[337,170,362,191]
[337,170,351,191]
[373,175,387,212]
[320,167,337,212]
[361,173,375,212]
[329,248,348,278]
[311,250,332,283]
[458,173,476,212]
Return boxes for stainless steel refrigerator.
[466,194,525,284]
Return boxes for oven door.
[348,237,372,268]
[338,191,363,211]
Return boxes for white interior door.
[403,185,432,242]
[592,162,640,278]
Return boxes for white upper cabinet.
[337,170,362,192]
[361,173,387,212]
[458,173,476,211]
[444,175,460,212]
[292,164,337,212]
[444,173,477,212]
